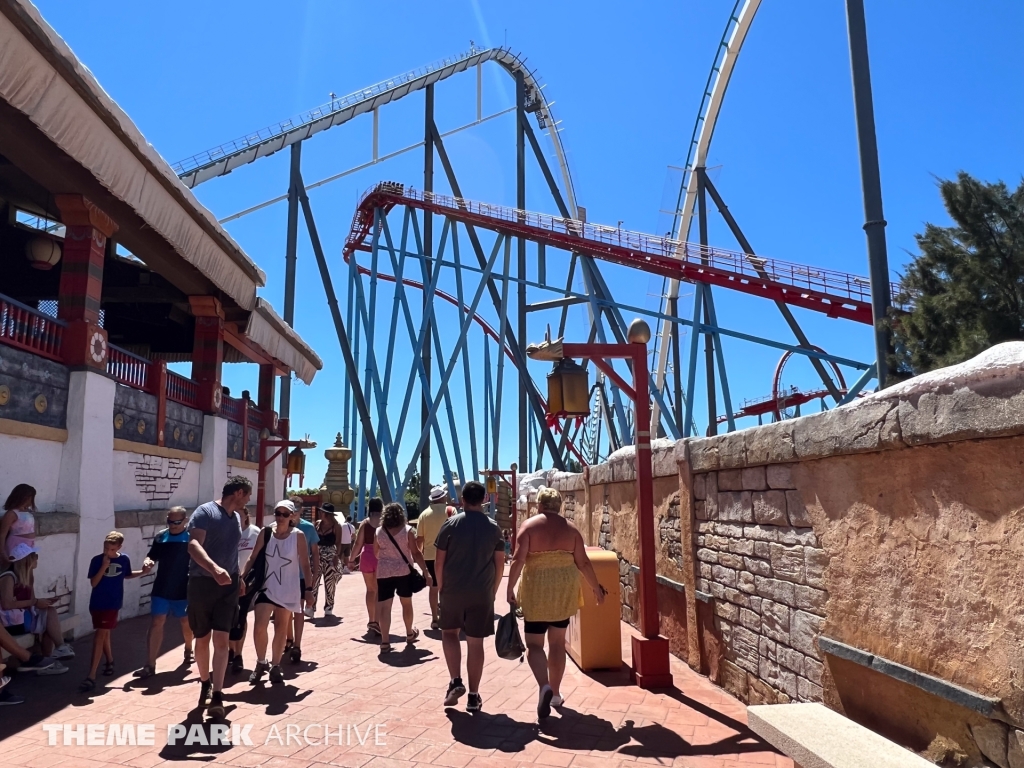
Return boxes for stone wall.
[515,343,1024,767]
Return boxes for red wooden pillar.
[188,296,225,414]
[152,360,169,447]
[54,195,117,369]
[258,363,277,431]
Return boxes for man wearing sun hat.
[415,486,449,630]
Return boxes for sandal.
[406,628,420,643]
[367,622,381,636]
[79,677,96,692]
[102,661,115,677]
[379,643,392,654]
[183,648,194,665]
[132,665,154,679]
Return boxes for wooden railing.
[107,344,151,390]
[0,294,65,362]
[166,371,201,409]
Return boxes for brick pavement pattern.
[0,568,790,768]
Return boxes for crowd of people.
[0,475,607,720]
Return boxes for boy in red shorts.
[80,531,151,692]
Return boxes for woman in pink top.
[348,500,383,636]
[1,485,37,559]
[373,502,431,653]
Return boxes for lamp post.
[527,319,672,689]
[256,421,317,526]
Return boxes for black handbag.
[383,526,427,593]
[243,527,273,593]
[495,607,526,661]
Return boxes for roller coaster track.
[346,183,902,325]
[172,45,577,215]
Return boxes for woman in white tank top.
[241,501,312,684]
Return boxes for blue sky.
[34,1,1024,493]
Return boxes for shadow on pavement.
[226,682,312,716]
[377,646,437,667]
[447,709,537,752]
[158,706,234,762]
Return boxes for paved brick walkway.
[0,568,789,768]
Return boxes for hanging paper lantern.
[25,236,62,270]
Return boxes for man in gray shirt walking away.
[434,480,505,712]
[187,475,251,718]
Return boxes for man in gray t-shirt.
[434,480,505,712]
[186,475,251,718]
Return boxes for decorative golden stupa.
[321,433,355,515]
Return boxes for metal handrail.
[0,293,66,362]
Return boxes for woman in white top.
[373,502,431,653]
[241,501,311,685]
[1,484,37,559]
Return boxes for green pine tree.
[890,172,1024,377]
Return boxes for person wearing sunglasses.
[243,501,312,685]
[133,506,193,679]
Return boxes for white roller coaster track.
[173,46,578,220]
[652,0,763,427]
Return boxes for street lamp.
[255,417,317,526]
[527,318,673,690]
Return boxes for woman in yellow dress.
[506,487,606,719]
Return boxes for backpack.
[243,527,273,593]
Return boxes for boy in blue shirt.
[80,531,151,692]
[133,507,193,678]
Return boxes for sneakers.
[444,678,466,707]
[551,693,565,708]
[208,691,225,718]
[132,665,155,679]
[324,608,334,618]
[249,661,269,684]
[538,684,553,719]
[231,653,244,674]
[289,645,301,663]
[198,680,213,709]
[18,654,56,672]
[183,647,194,665]
[0,689,24,706]
[342,566,351,575]
[52,644,75,660]
[36,661,68,676]
[467,693,483,712]
[303,606,314,619]
[269,665,284,685]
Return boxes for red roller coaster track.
[345,183,904,325]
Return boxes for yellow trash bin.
[566,547,622,671]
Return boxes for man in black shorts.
[434,480,505,712]
[187,476,251,718]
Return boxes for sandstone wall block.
[748,674,781,705]
[795,584,828,615]
[792,399,904,460]
[739,607,760,630]
[766,463,795,490]
[1008,730,1024,768]
[759,636,777,662]
[742,466,768,491]
[759,657,798,699]
[718,552,744,570]
[732,624,760,674]
[785,489,812,527]
[744,525,778,543]
[743,557,771,577]
[699,562,712,580]
[753,541,771,559]
[712,565,738,588]
[769,543,806,583]
[797,677,824,703]
[729,538,755,556]
[688,438,720,472]
[761,600,791,644]
[755,576,795,607]
[804,657,823,686]
[778,527,817,546]
[715,600,739,623]
[693,473,707,500]
[697,521,715,534]
[719,491,754,523]
[777,644,805,676]
[752,490,789,526]
[694,500,707,520]
[791,610,823,658]
[589,463,612,485]
[715,523,744,538]
[738,571,757,594]
[718,469,744,491]
[744,419,797,465]
[970,721,1010,768]
[899,379,1024,448]
[804,548,828,589]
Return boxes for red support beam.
[54,195,117,370]
[258,363,277,418]
[189,296,225,414]
[152,360,168,447]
